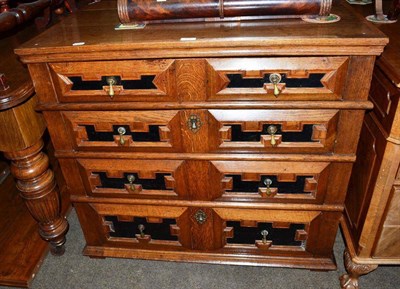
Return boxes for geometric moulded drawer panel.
[49,60,177,102]
[77,159,187,199]
[62,110,182,152]
[208,109,339,153]
[206,57,349,101]
[211,160,330,203]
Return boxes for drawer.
[206,57,349,101]
[49,60,177,102]
[62,109,339,154]
[209,160,331,204]
[76,159,334,204]
[62,110,182,152]
[75,202,191,252]
[74,201,339,268]
[369,66,400,138]
[77,159,188,199]
[205,109,339,153]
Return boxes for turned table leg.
[340,249,378,289]
[4,139,69,255]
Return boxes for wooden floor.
[0,162,49,287]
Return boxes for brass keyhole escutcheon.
[269,73,282,97]
[106,76,117,98]
[138,224,145,238]
[267,125,278,147]
[194,209,207,225]
[187,115,202,133]
[117,127,126,146]
[127,174,136,191]
[261,230,269,244]
[263,178,273,195]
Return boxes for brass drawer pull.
[117,127,126,145]
[138,224,145,238]
[106,76,117,98]
[267,125,278,147]
[269,73,282,97]
[127,174,136,191]
[263,178,273,196]
[261,230,269,244]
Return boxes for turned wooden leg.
[4,139,69,255]
[340,249,378,289]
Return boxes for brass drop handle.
[117,127,126,146]
[106,76,117,98]
[138,224,145,238]
[127,174,136,191]
[269,73,282,97]
[263,178,273,195]
[267,125,278,147]
[261,230,269,244]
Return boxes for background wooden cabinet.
[340,2,400,288]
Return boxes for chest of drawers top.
[15,2,387,63]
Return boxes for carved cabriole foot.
[340,249,378,289]
[4,140,69,255]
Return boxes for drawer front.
[49,60,177,102]
[206,109,339,153]
[210,207,340,259]
[369,66,400,138]
[75,202,339,267]
[206,57,349,101]
[75,202,192,251]
[63,110,182,152]
[77,159,187,199]
[209,160,331,204]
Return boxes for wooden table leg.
[4,139,69,255]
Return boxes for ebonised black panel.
[230,124,314,142]
[104,216,178,240]
[226,221,305,246]
[95,172,171,190]
[85,125,161,142]
[225,175,312,194]
[226,73,325,88]
[70,75,156,90]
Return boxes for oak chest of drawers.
[15,1,387,270]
